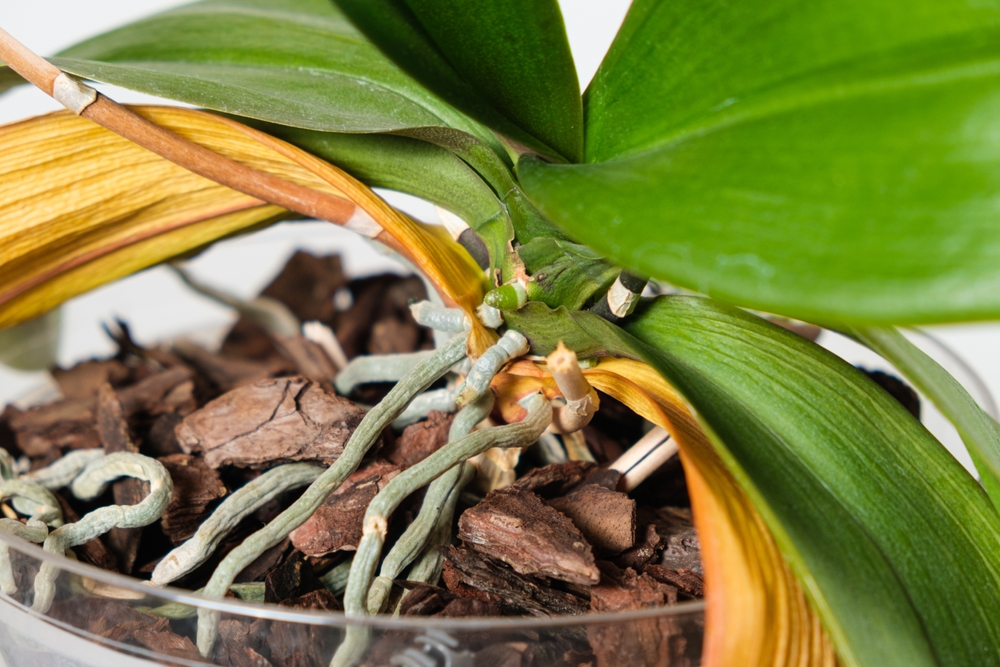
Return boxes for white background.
[0,0,999,468]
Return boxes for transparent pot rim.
[0,529,705,630]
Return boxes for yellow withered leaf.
[0,106,489,347]
[500,357,839,667]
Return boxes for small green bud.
[484,282,527,311]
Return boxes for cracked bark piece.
[459,487,600,586]
[369,316,420,355]
[52,359,130,399]
[645,507,702,575]
[221,251,347,362]
[267,616,338,667]
[334,274,429,359]
[114,625,204,664]
[475,643,534,667]
[399,582,456,617]
[117,366,195,416]
[176,377,369,468]
[438,597,505,618]
[236,538,291,584]
[382,410,454,469]
[443,545,589,617]
[616,523,662,572]
[510,460,597,499]
[215,619,273,667]
[173,339,290,392]
[96,383,147,573]
[272,334,339,386]
[145,413,185,458]
[644,565,705,599]
[4,400,99,457]
[290,460,399,557]
[264,550,323,603]
[589,565,687,667]
[264,251,348,324]
[159,453,228,544]
[49,598,203,664]
[278,588,343,611]
[584,467,623,491]
[549,485,636,557]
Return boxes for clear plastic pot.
[0,532,706,666]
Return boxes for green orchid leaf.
[256,124,504,230]
[851,326,1000,510]
[47,0,501,154]
[582,296,1000,667]
[518,238,619,310]
[518,0,1000,324]
[0,65,25,95]
[502,302,610,359]
[333,0,583,162]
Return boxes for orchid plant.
[2,1,1000,666]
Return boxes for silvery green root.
[0,448,78,596]
[320,555,355,596]
[398,468,468,602]
[32,452,172,613]
[366,391,492,615]
[331,391,552,667]
[152,462,325,586]
[141,582,266,620]
[367,463,474,615]
[457,330,529,405]
[0,479,62,527]
[0,474,61,597]
[391,387,458,429]
[0,519,48,596]
[24,448,106,490]
[335,351,435,396]
[170,263,300,337]
[196,331,470,656]
[409,301,469,333]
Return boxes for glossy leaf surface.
[48,0,498,149]
[259,125,504,229]
[520,0,1000,324]
[333,0,582,161]
[611,296,1000,667]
